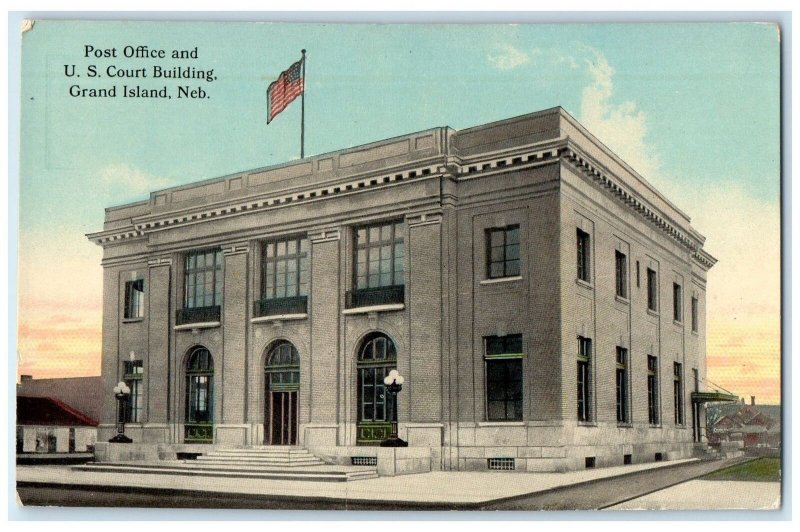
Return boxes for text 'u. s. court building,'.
[88,108,719,474]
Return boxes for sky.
[16,20,781,403]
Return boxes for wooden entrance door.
[268,390,298,445]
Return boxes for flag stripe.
[267,58,304,123]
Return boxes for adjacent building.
[708,398,781,450]
[87,107,716,471]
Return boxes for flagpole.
[300,49,306,159]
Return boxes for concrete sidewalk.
[606,479,781,510]
[18,458,697,506]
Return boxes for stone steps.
[193,458,327,467]
[74,462,379,482]
[76,446,378,482]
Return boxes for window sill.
[173,321,221,331]
[691,330,699,336]
[480,275,522,285]
[343,303,405,315]
[650,424,662,428]
[251,313,308,324]
[673,320,683,327]
[577,421,597,427]
[615,295,630,305]
[617,422,633,428]
[122,317,144,324]
[646,309,659,318]
[575,278,593,290]
[477,421,525,427]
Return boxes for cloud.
[577,47,660,180]
[567,46,780,402]
[488,44,537,71]
[99,163,171,195]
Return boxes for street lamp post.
[109,381,133,443]
[380,369,408,447]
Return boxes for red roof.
[16,396,98,427]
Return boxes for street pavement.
[17,457,757,511]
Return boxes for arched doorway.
[185,346,214,443]
[265,340,300,445]
[356,332,397,445]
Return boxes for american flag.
[266,58,304,124]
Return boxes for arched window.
[356,333,397,444]
[185,346,214,443]
[265,341,300,390]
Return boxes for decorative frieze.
[147,256,173,267]
[407,212,443,227]
[222,243,249,256]
[309,229,341,244]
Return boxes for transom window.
[124,279,144,319]
[124,360,143,423]
[485,334,524,422]
[262,237,309,299]
[184,249,223,308]
[577,337,592,422]
[265,341,300,390]
[354,221,405,289]
[486,225,520,279]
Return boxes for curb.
[17,458,749,511]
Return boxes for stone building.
[87,107,716,471]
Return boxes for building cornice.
[87,160,444,246]
[559,143,716,269]
[87,135,716,271]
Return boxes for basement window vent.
[351,456,377,466]
[624,454,632,465]
[585,457,596,469]
[487,458,515,471]
[655,452,664,462]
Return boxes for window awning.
[691,391,739,403]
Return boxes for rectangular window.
[577,229,591,282]
[485,334,523,421]
[354,220,405,289]
[577,337,592,422]
[616,347,629,423]
[673,283,683,322]
[615,251,628,299]
[674,362,684,425]
[647,355,659,425]
[124,279,144,319]
[262,236,309,299]
[124,360,144,423]
[691,296,699,332]
[486,225,520,279]
[184,249,223,308]
[647,268,658,312]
